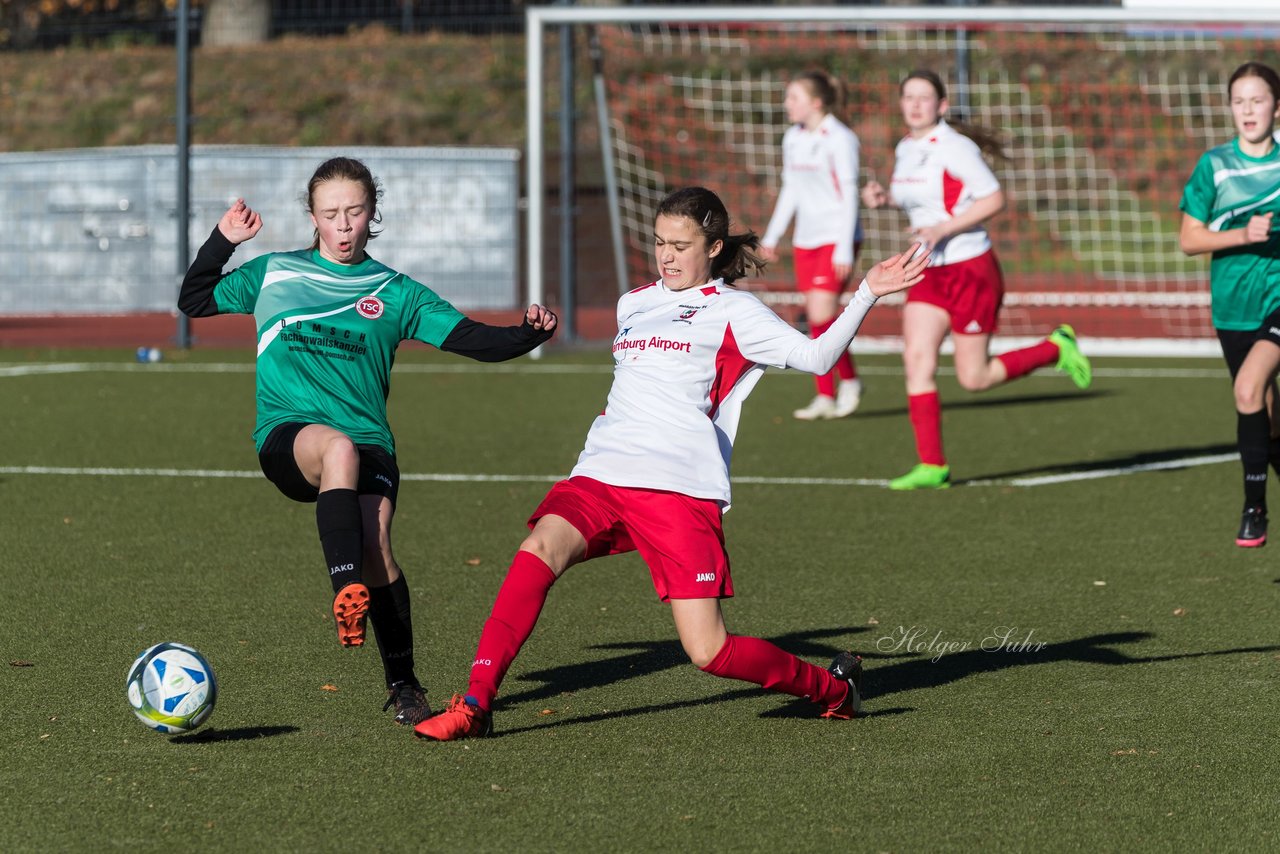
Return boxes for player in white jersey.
[861,69,1092,491]
[762,70,865,420]
[415,186,929,741]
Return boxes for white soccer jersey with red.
[571,277,877,508]
[762,114,862,265]
[889,120,1001,266]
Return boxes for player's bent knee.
[956,371,994,392]
[1234,383,1267,413]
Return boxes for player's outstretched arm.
[864,242,930,297]
[440,304,559,363]
[775,242,928,376]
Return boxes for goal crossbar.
[525,5,1280,355]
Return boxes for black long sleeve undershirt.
[178,226,236,318]
[177,226,553,360]
[439,316,553,362]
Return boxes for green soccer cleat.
[1048,324,1092,389]
[889,463,951,491]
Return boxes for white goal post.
[526,5,1280,356]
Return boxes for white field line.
[0,362,1230,379]
[0,453,1236,490]
[968,452,1238,487]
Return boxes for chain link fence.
[1,0,1125,320]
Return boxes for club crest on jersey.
[356,296,384,319]
[673,303,707,324]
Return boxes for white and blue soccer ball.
[126,642,217,734]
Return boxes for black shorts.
[257,422,400,506]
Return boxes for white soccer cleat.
[793,394,838,421]
[833,379,863,418]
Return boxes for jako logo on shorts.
[357,296,384,319]
[695,572,716,583]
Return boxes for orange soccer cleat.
[332,582,370,647]
[414,694,493,741]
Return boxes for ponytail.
[901,69,1009,162]
[794,69,844,121]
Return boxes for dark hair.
[656,187,766,285]
[1228,61,1280,101]
[305,156,383,250]
[793,69,843,118]
[901,69,1009,162]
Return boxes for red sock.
[465,551,557,711]
[995,339,1059,382]
[908,391,946,466]
[700,634,847,708]
[811,319,837,397]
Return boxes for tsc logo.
[695,572,716,583]
[356,296,384,319]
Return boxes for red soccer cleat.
[414,694,493,741]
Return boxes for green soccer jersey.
[1180,139,1280,330]
[212,248,464,455]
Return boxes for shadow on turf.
[170,725,299,743]
[494,626,868,709]
[854,389,1110,421]
[958,441,1237,485]
[860,631,1280,700]
[485,630,1280,736]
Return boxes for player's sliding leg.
[414,553,555,740]
[416,517,584,741]
[673,598,863,719]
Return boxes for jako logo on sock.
[329,563,356,576]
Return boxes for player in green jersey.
[179,157,558,725]
[1180,62,1280,548]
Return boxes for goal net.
[529,7,1280,354]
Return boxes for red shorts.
[793,243,862,293]
[528,476,733,602]
[907,249,1005,334]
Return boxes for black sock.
[369,574,417,688]
[1238,410,1270,510]
[315,489,363,592]
[1268,435,1280,479]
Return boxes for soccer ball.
[126,642,217,734]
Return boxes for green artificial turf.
[1,349,1276,852]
